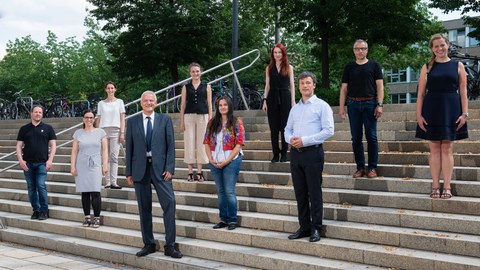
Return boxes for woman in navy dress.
[262,44,295,163]
[416,33,468,199]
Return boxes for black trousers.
[290,145,324,230]
[81,192,101,217]
[267,89,291,156]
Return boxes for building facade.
[386,18,480,104]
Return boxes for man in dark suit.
[125,90,182,258]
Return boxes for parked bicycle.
[0,98,16,120]
[448,43,480,100]
[34,95,72,118]
[13,89,33,119]
[209,77,262,110]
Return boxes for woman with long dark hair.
[203,96,245,230]
[71,109,108,228]
[262,43,295,162]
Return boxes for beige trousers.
[184,114,209,164]
[103,127,121,185]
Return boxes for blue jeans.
[347,99,378,170]
[209,156,243,224]
[24,162,49,212]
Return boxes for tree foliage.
[88,0,228,83]
[0,18,116,100]
[276,0,438,89]
[429,0,480,39]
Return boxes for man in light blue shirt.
[284,71,334,242]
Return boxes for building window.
[449,29,466,47]
[385,69,407,83]
[469,27,479,47]
[409,69,420,82]
[389,93,407,104]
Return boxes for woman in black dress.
[416,33,468,199]
[262,44,295,163]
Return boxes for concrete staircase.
[0,102,480,270]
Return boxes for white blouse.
[97,99,126,128]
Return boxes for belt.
[146,156,152,163]
[348,96,375,101]
[294,144,322,152]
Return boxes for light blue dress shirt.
[284,95,334,147]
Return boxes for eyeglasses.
[83,116,94,119]
[354,47,368,51]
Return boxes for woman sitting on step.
[203,96,245,230]
[70,109,108,228]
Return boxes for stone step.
[0,212,388,270]
[3,146,480,168]
[1,203,480,269]
[0,224,259,270]
[4,154,476,182]
[0,176,480,234]
[0,139,478,155]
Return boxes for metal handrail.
[0,49,261,173]
[124,49,260,109]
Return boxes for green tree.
[277,0,435,89]
[0,17,116,100]
[88,0,231,83]
[429,0,480,39]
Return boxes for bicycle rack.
[15,96,33,119]
[71,100,90,117]
[0,49,261,173]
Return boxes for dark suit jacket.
[125,112,175,182]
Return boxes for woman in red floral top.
[203,96,245,230]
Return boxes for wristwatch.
[462,112,469,117]
[377,102,384,107]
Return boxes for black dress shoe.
[31,211,40,220]
[213,221,228,229]
[227,223,237,230]
[279,154,287,162]
[38,211,48,220]
[136,244,156,257]
[309,228,321,242]
[271,156,280,163]
[288,228,310,240]
[164,243,182,258]
[110,185,122,189]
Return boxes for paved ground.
[0,241,140,270]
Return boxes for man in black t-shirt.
[16,105,57,220]
[339,39,384,178]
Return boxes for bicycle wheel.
[176,97,181,112]
[8,102,17,120]
[246,90,262,110]
[235,88,260,110]
[51,103,63,118]
[18,106,30,119]
[63,105,72,117]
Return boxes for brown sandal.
[187,173,195,182]
[197,172,205,182]
[430,188,441,198]
[441,188,452,199]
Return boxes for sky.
[0,0,479,60]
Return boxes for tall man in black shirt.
[339,39,384,178]
[16,105,57,220]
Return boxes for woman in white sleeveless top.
[95,81,126,189]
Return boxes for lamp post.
[232,0,239,108]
